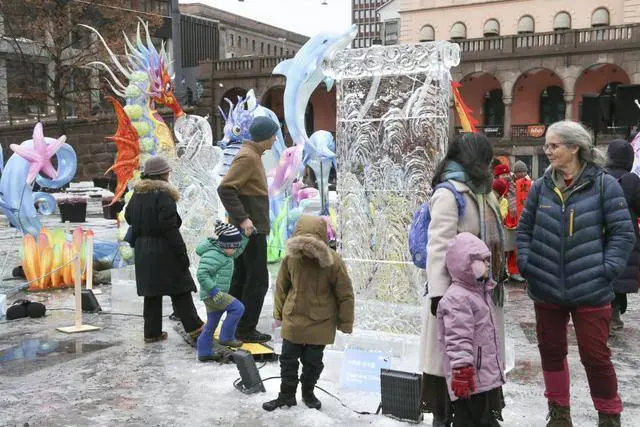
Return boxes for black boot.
[262,393,297,411]
[302,387,321,410]
[263,383,297,411]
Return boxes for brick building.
[352,0,392,47]
[378,0,640,177]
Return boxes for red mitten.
[451,366,476,399]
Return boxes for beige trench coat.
[419,180,506,376]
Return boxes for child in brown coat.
[263,215,355,411]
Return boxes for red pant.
[534,302,622,415]
[507,250,519,275]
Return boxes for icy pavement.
[0,226,639,425]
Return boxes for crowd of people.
[123,114,637,426]
[422,121,638,427]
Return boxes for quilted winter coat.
[195,236,248,299]
[274,215,354,345]
[516,164,636,306]
[436,233,505,401]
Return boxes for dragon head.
[147,44,183,118]
[217,96,257,147]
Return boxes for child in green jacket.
[196,221,248,362]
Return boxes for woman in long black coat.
[605,139,640,333]
[124,156,204,343]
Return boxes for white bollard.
[56,256,100,334]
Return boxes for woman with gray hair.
[516,120,635,426]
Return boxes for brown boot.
[546,403,573,427]
[598,412,621,427]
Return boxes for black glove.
[615,293,628,314]
[430,297,442,317]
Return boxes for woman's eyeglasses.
[543,143,568,152]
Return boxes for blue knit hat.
[249,116,280,142]
[215,221,243,249]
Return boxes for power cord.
[232,373,380,416]
[46,307,172,318]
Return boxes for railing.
[456,23,640,59]
[212,55,292,77]
[455,125,504,138]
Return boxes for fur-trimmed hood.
[133,179,180,201]
[286,215,333,268]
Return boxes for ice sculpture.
[323,41,460,334]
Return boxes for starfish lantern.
[10,123,64,185]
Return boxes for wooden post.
[56,256,100,334]
[85,234,101,294]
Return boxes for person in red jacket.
[513,161,532,282]
[493,163,524,282]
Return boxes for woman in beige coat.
[420,133,507,427]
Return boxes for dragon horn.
[225,98,234,118]
[217,106,227,121]
[86,61,127,90]
[78,24,130,79]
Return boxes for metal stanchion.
[56,256,100,334]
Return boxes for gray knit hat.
[143,156,172,176]
[214,221,243,249]
[513,160,528,174]
[249,116,280,142]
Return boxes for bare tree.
[0,0,163,132]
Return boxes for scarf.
[441,161,506,306]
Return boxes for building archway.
[512,68,564,125]
[458,72,503,131]
[573,63,630,122]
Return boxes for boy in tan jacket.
[263,215,354,411]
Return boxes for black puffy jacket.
[516,164,636,306]
[124,179,196,297]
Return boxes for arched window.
[591,8,610,27]
[450,22,467,40]
[483,19,500,37]
[483,89,504,126]
[419,25,435,42]
[553,12,571,30]
[540,86,566,124]
[517,16,534,34]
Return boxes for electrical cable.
[232,374,379,416]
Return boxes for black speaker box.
[379,369,423,423]
[581,93,603,129]
[80,289,102,313]
[615,84,640,125]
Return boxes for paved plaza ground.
[1,207,639,426]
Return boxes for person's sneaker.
[198,352,222,363]
[237,330,272,343]
[510,274,526,282]
[302,390,321,410]
[262,394,297,411]
[218,339,244,348]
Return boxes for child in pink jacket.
[436,232,505,426]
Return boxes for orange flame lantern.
[21,227,94,291]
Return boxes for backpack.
[409,182,466,269]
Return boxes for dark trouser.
[279,339,325,396]
[452,391,501,427]
[534,302,622,414]
[143,292,203,339]
[229,233,269,334]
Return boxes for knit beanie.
[215,221,243,249]
[249,116,280,142]
[607,139,634,171]
[143,156,172,177]
[493,163,511,177]
[513,160,528,174]
[492,178,509,198]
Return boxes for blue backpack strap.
[434,181,466,217]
